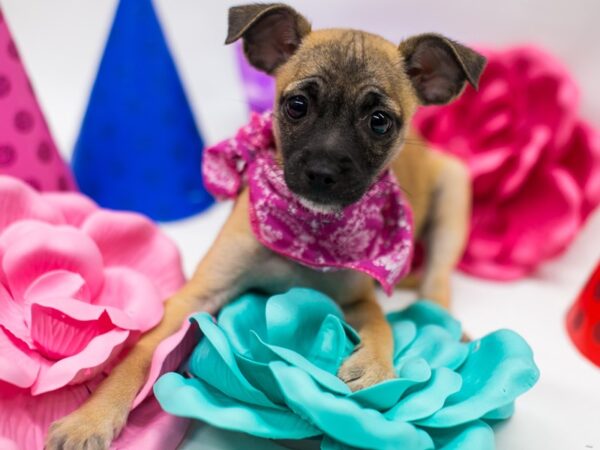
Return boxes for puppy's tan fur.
[46,5,479,449]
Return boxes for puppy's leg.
[337,280,395,391]
[46,191,263,450]
[419,153,471,308]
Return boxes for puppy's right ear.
[225,3,311,74]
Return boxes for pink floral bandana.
[202,112,413,295]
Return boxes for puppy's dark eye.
[370,111,392,135]
[286,95,308,120]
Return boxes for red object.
[566,262,600,367]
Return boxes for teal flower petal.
[271,362,434,450]
[385,367,462,422]
[217,292,268,356]
[320,436,362,450]
[188,313,276,408]
[308,314,357,374]
[233,352,293,406]
[219,289,357,374]
[349,357,431,410]
[391,320,418,360]
[482,402,515,421]
[388,301,462,341]
[417,330,540,427]
[395,325,469,371]
[428,421,495,450]
[154,373,320,439]
[265,289,355,355]
[250,330,351,395]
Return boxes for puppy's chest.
[251,248,368,304]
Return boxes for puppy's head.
[226,3,485,208]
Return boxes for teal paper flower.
[154,288,539,450]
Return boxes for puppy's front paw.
[45,406,128,450]
[337,346,396,392]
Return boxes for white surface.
[1,1,599,449]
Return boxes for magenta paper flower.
[414,46,600,280]
[0,175,194,449]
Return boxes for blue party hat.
[72,0,213,221]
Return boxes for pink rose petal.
[32,329,129,395]
[0,383,89,450]
[24,269,157,332]
[468,146,513,179]
[133,318,199,408]
[461,168,582,279]
[24,270,91,305]
[458,256,529,281]
[0,325,40,388]
[498,126,549,199]
[2,222,104,301]
[479,77,511,103]
[0,437,20,450]
[0,282,31,346]
[41,192,99,227]
[82,210,185,298]
[0,176,65,235]
[560,122,600,216]
[463,229,504,262]
[31,295,141,332]
[113,394,190,450]
[29,303,114,360]
[507,168,582,265]
[0,381,189,450]
[94,267,164,332]
[0,220,48,289]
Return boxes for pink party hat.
[0,8,76,191]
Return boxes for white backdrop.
[1,1,599,450]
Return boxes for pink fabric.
[0,176,192,450]
[414,46,600,280]
[203,112,413,294]
[0,9,76,192]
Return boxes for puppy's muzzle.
[304,162,338,189]
[303,154,354,190]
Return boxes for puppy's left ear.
[399,33,486,105]
[225,3,311,74]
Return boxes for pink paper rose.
[0,175,194,449]
[414,46,600,280]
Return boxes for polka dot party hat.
[567,261,600,367]
[0,8,76,191]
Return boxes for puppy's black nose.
[305,164,338,189]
